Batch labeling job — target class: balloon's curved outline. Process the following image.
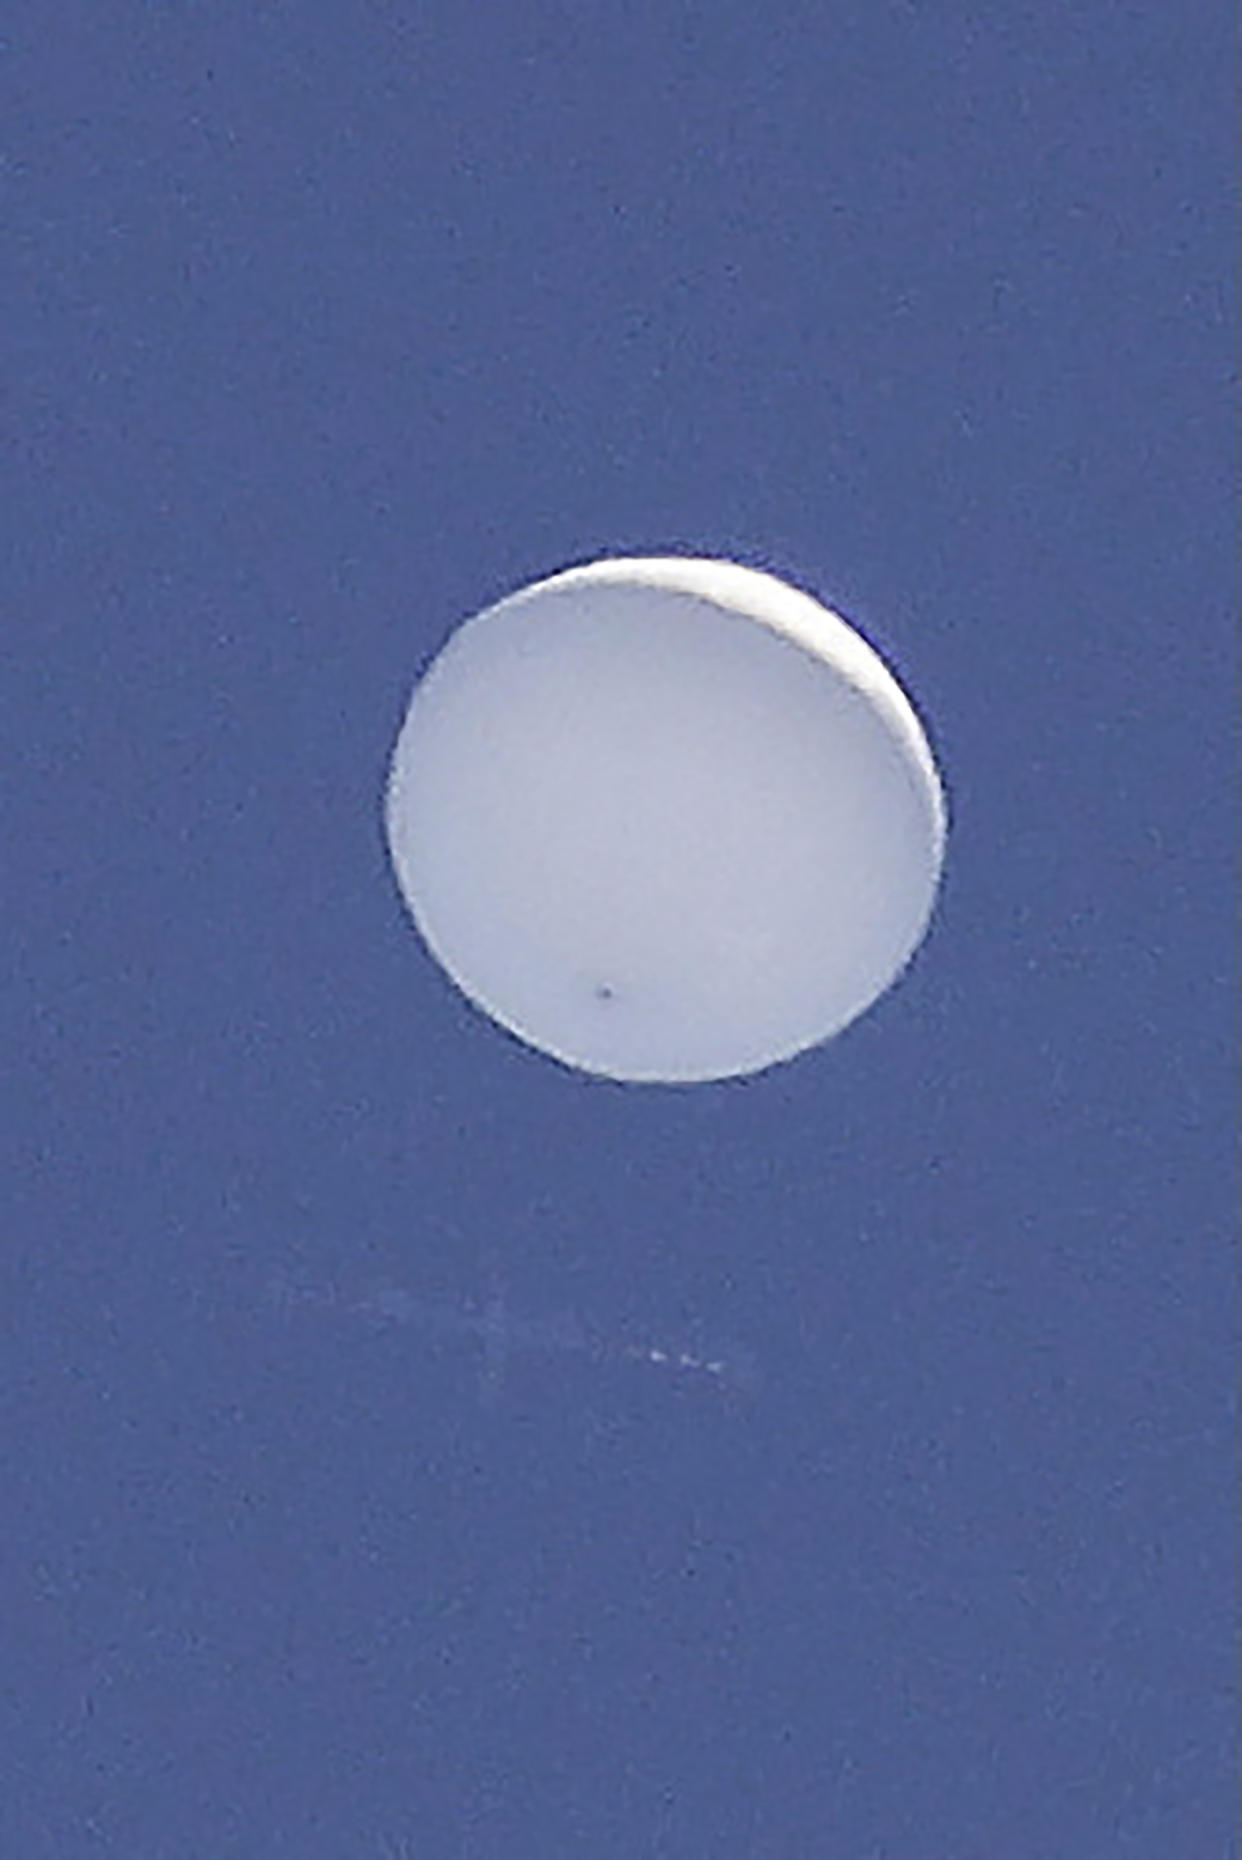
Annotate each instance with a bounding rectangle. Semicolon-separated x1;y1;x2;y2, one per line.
386;555;946;1083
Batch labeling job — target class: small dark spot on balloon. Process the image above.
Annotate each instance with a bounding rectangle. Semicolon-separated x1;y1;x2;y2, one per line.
593;982;616;1003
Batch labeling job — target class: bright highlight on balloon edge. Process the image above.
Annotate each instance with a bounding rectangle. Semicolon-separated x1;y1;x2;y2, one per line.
385;555;946;1084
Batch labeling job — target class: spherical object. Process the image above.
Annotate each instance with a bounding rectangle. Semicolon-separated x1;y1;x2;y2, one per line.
385;557;946;1082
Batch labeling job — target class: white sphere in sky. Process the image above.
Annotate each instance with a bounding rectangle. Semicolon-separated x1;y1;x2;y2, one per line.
385;556;946;1083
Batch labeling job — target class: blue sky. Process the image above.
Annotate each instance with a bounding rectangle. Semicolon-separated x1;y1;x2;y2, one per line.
4;4;1235;1855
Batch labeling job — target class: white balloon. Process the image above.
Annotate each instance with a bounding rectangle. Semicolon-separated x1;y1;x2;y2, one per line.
385;557;946;1082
